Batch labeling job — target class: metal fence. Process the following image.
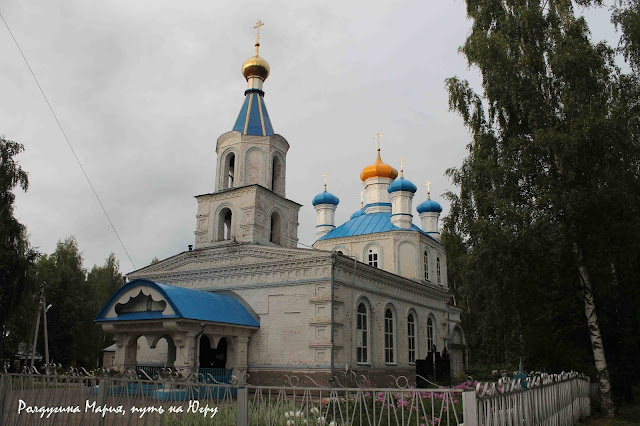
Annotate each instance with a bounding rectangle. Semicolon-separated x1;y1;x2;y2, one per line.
136;365;233;384
473;372;591;425
0;369;469;425
0;368;591;425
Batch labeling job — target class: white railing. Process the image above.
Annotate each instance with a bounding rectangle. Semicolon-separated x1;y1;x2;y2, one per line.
470;372;591;425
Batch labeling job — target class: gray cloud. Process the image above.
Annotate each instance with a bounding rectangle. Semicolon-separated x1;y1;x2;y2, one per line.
1;0;619;271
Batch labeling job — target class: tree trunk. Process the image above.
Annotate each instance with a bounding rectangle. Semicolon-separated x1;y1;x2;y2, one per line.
573;241;614;417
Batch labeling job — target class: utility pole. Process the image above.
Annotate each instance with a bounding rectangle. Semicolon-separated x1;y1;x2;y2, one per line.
28;283;50;369
42;292;49;365
29;285;44;369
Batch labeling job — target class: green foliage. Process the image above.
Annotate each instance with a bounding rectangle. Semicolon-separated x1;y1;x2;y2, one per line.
613;0;640;73
444;0;640;405
0;135;37;363
36;237;90;367
35;239;123;368
86;253;123;363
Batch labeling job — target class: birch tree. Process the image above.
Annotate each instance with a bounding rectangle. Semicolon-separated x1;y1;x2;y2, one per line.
445;0;640;416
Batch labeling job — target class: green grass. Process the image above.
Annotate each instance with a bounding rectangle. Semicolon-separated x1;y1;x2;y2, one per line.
580;388;640;425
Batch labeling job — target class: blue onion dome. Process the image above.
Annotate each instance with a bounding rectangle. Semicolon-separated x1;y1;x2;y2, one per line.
387;177;418;194
416;198;443;213
350;208;366;219
312;190;340;206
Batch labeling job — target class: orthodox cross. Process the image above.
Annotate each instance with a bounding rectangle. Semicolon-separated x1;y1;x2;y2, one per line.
254;20;264;43
426;180;431;198
253;20;264;55
399;157;404;177
374;132;382;150
323;172;328;190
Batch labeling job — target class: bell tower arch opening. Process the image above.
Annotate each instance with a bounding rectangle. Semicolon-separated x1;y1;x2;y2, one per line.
222;152;236;189
270;211;282;245
271;155;284;194
217;208;233;241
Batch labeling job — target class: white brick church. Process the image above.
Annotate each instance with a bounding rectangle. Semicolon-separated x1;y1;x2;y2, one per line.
95;25;465;386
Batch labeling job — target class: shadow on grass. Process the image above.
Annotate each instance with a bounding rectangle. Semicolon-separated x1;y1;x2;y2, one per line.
580;388;640;426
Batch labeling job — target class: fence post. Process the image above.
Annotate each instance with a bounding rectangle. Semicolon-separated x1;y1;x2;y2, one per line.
0;375;7;426
237;388;248;426
462;390;478;426
97;377;107;426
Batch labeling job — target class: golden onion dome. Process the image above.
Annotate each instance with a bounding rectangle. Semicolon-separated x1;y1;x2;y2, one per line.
360;150;399;181
242;47;270;81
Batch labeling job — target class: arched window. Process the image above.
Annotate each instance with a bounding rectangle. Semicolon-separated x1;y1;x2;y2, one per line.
436;256;442;285
356;303;369;363
423;250;429;280
384;308;395;364
271;156;284;193
270;211;282;245
217;208;232;241
408;313;416;364
223;153;235;189
367;247;379;268
427;316;435;354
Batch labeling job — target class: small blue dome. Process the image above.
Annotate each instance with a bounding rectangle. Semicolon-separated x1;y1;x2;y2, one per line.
312;190;340;206
416;198;442;213
387;177;417;194
350;208;366;219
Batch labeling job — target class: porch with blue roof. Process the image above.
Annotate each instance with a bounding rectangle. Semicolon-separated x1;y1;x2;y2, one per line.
95;279;258;386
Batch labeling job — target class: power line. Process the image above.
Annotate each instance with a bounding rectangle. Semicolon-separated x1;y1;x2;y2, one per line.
0;10;136;269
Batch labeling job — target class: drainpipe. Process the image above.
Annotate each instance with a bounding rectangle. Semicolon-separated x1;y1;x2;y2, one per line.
193;323;205;376
350;255;357;368
330;253;336;384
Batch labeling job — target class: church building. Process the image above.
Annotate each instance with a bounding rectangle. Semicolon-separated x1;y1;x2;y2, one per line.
95;23;465;386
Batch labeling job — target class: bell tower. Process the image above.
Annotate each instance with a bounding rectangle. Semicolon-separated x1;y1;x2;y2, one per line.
194;22;300;249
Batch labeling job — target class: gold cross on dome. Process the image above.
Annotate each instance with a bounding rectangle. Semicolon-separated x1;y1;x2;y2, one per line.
254;20;264;43
374;132;382;150
426;180;431;197
399;157;404;176
323;172;328;190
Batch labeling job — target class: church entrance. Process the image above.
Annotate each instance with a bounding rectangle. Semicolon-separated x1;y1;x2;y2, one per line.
199;336;228;369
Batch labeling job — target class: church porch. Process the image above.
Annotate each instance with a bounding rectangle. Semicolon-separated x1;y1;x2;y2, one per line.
95;279;259;384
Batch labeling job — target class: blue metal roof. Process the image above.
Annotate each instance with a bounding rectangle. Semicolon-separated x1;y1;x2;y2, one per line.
95;279;259;327
319;212;427;240
388;177;417;194
232;89;274;136
312;190;340;206
350;208;366;220
416;199;443;213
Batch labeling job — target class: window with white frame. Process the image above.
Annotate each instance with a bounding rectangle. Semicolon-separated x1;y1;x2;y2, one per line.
408;313;416;364
356;303;369;363
423;250;429;280
367;247;379;268
427;317;435;353
436;256;442;285
384;308;395;363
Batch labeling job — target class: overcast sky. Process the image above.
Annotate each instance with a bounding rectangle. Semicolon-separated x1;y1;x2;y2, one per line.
1;1;621;272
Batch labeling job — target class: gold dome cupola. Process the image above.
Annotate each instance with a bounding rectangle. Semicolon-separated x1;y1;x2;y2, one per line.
242;20;270;82
360;133;399;181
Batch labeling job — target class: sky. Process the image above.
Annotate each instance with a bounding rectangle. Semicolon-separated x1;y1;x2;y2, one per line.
0;1;623;272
